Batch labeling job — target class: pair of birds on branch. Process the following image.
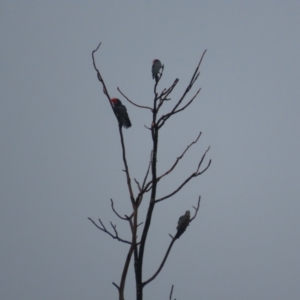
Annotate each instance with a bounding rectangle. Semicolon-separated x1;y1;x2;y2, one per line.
110;59;163;129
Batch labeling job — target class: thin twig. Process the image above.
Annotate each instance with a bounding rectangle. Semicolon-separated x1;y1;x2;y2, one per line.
118;125;135;205
134;178;142;192
169;285;174;300
155;147;211;203
91;43;114;109
118;87;152;110
142;152;152;190
158;88;201;129
110;199;128;220
143;237;176;287
157;50;207;128
112;282;120;290
190;196;201;222
156;131;202;182
88;217;132;244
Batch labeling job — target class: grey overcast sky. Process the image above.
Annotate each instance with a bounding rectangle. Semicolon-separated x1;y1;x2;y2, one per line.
1;1;300;300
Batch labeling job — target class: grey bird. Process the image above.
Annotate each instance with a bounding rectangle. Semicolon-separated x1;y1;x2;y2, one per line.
152;59;162;83
176;210;190;239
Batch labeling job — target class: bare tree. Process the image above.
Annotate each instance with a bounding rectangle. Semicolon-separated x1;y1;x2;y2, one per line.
89;42;211;300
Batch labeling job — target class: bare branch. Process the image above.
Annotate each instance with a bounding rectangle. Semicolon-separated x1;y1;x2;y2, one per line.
88;217;132;245
156;131;202;182
110;199;128;221
195;146;211;174
112;282;119;290
155;146;211;203
157;50;207;128
161;78;179;99
134;178;142;192
143;237;177;287
158;88;201;130
169;285;174;300
135;152;153;207
91;43;116;114
141;151;152;190
156;78;179;112
172;88;201;115
119;244;136;300
118;87;152;110
118;125;135;205
190;196;201;222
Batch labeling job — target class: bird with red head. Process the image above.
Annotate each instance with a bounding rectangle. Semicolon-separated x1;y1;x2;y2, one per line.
110;98;132;128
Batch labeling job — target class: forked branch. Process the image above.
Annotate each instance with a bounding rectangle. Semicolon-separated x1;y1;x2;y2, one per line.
110;199;128;221
157;50;207;128
156;131;202;182
155;147;211;203
87;217;132;245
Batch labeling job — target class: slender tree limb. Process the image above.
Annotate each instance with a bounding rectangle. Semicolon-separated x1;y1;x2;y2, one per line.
135;151;153;207
155;160;211;203
156;78;179;112
172;88;201;114
143;237;176;287
142;131;202;193
157;50;207;128
92;44;138;300
134;178;142;192
169;285;174;300
195;146;211;174
156;131;202;182
110;199;128;221
119;243;136;300
141;152;152;191
161;78;179;98
118;87;152;110
118;125;135;205
92;43;120;121
158;88;201;129
136;96;160;298
87;217;133;244
190;196;201;222
155;147;211;203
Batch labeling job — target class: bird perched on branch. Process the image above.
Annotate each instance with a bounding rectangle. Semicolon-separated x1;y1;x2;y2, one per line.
110;98;132;128
176;210;190;239
152;59;163;83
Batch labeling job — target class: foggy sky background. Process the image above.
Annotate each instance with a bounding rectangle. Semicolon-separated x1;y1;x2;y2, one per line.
1;1;300;300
